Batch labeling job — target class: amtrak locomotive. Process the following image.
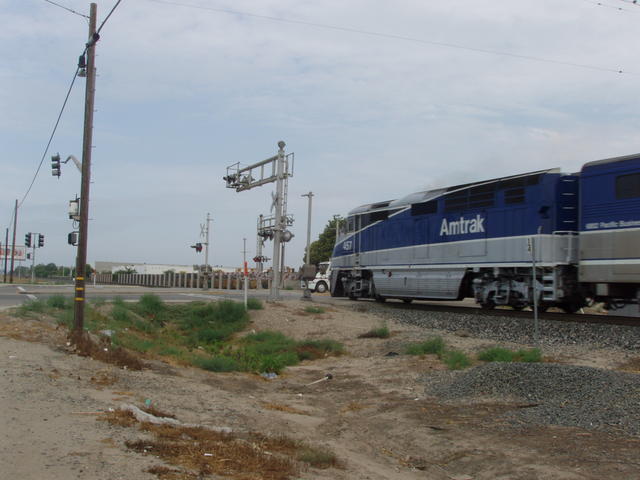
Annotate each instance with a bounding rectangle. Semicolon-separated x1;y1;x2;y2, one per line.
330;153;640;314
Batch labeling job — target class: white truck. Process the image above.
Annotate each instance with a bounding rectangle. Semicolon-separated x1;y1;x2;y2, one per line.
305;261;331;293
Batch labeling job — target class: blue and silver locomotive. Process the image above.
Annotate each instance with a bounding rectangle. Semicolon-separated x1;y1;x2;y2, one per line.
330;153;640;314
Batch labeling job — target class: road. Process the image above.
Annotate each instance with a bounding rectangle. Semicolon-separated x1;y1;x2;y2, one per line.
0;283;314;310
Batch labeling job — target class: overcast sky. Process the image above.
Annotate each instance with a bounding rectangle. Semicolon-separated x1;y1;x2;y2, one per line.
1;0;638;270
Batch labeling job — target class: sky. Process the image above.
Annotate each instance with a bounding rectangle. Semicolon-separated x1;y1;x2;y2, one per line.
1;0;639;270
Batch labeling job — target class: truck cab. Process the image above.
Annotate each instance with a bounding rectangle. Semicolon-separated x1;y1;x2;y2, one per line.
307;261;331;293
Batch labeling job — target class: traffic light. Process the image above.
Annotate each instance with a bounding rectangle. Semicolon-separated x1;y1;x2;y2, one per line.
68;231;78;246
38;234;44;248
51;154;61;178
190;243;203;253
25;233;31;248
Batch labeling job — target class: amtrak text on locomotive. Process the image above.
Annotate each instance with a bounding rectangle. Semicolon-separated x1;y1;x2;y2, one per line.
440;214;485;236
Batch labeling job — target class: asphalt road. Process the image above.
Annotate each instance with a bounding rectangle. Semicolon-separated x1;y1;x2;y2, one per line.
0;283;315;310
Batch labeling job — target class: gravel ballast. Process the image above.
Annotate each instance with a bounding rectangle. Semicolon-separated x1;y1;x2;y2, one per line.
424;362;640;436
356;303;640;350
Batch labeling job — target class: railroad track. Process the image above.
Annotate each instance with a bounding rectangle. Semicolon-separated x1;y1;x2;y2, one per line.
318;296;640;327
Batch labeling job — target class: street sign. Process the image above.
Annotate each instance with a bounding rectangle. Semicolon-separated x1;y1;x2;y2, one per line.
0;246;26;261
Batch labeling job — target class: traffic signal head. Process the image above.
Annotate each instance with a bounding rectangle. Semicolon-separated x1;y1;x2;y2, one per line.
38;234;44;248
24;233;31;248
68;231;78;246
196;243;203;253
51;154;61;178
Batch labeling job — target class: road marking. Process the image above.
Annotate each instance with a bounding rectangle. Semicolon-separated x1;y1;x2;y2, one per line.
26;294;37;301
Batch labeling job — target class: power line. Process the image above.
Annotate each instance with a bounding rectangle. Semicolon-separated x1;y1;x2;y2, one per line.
146;0;631;75
19;68;80;208
97;0;124;35
41;0;90;19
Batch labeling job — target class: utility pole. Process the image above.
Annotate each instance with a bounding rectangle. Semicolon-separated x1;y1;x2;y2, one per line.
30;237;37;284
9;199;17;283
3;227;8;282
301;192;314;298
74;2;98;334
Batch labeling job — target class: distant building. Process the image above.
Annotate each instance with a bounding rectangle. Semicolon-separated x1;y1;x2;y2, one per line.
95;261;236;275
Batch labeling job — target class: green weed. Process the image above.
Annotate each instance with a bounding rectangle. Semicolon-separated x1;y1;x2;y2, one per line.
46;294;70;309
442;349;471;370
405;337;445;356
358;326;390;339
17;299;46;316
478;347;542;363
304;306;325;314
246;298;263;310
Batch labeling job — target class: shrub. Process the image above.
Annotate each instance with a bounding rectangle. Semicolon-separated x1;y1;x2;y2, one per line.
442;349;471;370
17;299;46;315
405;337;445;356
246;298;263;310
304;306;325;314
477;347;542;363
297;446;339;468
517;348;542;363
358;326;390;339
90;297;106;307
193;355;241;372
137;294;166;317
297;339;344;359
477;347;514;363
112;297;126;308
47;294;70;309
111;305;130;324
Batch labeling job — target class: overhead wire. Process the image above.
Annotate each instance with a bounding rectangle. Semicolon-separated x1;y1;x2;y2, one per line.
146;0;631;75
41;0;90;19
18;68;80;208
17;0;124;210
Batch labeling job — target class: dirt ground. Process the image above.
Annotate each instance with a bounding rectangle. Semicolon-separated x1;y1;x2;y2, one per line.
1;300;640;480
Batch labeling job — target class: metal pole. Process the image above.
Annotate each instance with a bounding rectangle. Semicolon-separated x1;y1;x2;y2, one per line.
3;227;8;282
530;236;539;345
203;212;211;290
270;141;286;301
302;192;313;265
243;237;248;309
74;2;98;334
31;241;36;284
9;199;17;283
301;192;313;299
256;214;263;275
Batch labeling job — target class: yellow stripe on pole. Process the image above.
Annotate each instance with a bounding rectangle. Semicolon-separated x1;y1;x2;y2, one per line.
75;297;84;301
77;276;84;281
76;287;84;291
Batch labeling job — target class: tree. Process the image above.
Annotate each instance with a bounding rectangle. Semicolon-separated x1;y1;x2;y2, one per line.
305;216;344;265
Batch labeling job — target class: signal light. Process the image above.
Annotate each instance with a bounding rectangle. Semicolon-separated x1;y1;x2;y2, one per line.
38;234;44;248
68;232;78;246
25;233;31;248
191;243;203;253
51;154;61;178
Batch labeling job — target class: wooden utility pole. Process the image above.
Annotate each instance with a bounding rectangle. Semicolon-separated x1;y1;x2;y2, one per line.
74;2;98;333
9;200;17;283
3;227;8;282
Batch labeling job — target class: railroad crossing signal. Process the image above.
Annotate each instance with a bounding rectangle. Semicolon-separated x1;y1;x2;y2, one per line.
191;242;203;253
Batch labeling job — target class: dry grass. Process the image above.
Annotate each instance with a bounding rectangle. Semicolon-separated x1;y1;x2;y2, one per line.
340;401;369;414
141;404;177;419
69;330;145;370
262;402;311;416
618;356;640;372
104;406;341;479
90;370;118;387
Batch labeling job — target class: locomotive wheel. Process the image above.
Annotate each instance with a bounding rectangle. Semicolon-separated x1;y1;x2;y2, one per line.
375;295;386;303
560;303;581;314
512;305;525;311
402;298;413;304
480;299;495;310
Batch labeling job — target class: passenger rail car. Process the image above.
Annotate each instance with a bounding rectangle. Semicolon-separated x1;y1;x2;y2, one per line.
330;154;640;314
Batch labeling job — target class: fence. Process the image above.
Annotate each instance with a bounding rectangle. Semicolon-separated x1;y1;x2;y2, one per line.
94;271;300;290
